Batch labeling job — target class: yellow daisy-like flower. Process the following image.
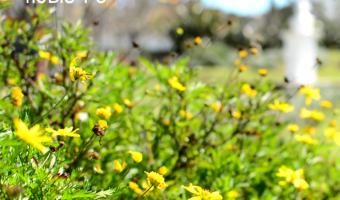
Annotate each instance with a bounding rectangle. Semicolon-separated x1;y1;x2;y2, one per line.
232;111;242;119
114;160;127;173
76;52;87;58
238;50;248;58
45;127;80;138
287;124;299;132
38;50;51;59
179;110;186;117
10;87;24;107
177;27;184;35
330;120;337;127
114;103;123;113
129;181;139;190
182;183;223;200
300;108;325;121
155;84;161;90
323;127;340;145
238;65;247;72
194;36;202;46
276;166;309;190
258;69;267;76
299;86;321;106
227;190;238;198
320;100;333;108
241;83;257;98
294;134;317;145
96;108;112;119
7;78;16;85
234;59;241;66
159;166;169;175
145;171;167;190
250;47;258;55
98;120;108;130
129;181;143;195
212;102;224;112
69;57;94;87
14;118;52;154
168;76;186;91
124;98;134;108
303;126;316;135
186;112;193;119
128;151;143;163
162;119;170;126
50;56;59;64
268;100;295;113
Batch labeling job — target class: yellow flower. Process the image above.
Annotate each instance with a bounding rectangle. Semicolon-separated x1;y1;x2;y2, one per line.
234;59;241;66
168;76;186;91
124;98;134;108
258;69;267;76
299;86;321;106
145;171;167;190
250;47;258;55
303;126;316;135
323;127;340;145
10;87;24;107
159;166;169;175
294;134;317;145
241;84;257;98
238;65;246;72
287;124;299;132
330;120;337;127
50;56;59;64
94;165;105;174
38;50;51;59
96;108;112;119
186;113;193;119
232;111;242;119
320;100;333;108
129;181;139;190
114;103;123;113
7;78;16;85
128;151;143;163
194;37;202;46
76;52;87;58
212;102;223;112
182;183;223;200
268;100;294;113
98;120;108;130
129;67;136;74
14;118;52;154
69;57;94;86
114;160;127;173
177;27;184;35
45;127;80;138
276;166;309;190
155;84;160;90
300;108;325;121
179;110;187;118
162;119;170;126
239;50;248;58
227;190;238;198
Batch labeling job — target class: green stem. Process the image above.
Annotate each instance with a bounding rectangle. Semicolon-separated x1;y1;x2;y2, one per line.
137;186;153;200
29;85;72;128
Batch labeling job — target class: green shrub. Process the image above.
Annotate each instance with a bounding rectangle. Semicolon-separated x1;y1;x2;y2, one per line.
0;2;339;200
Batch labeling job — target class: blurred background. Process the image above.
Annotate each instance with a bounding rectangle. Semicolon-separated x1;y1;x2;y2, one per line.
4;0;340;85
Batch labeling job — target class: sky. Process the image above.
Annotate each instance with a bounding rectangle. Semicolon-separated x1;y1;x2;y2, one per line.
201;0;298;16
